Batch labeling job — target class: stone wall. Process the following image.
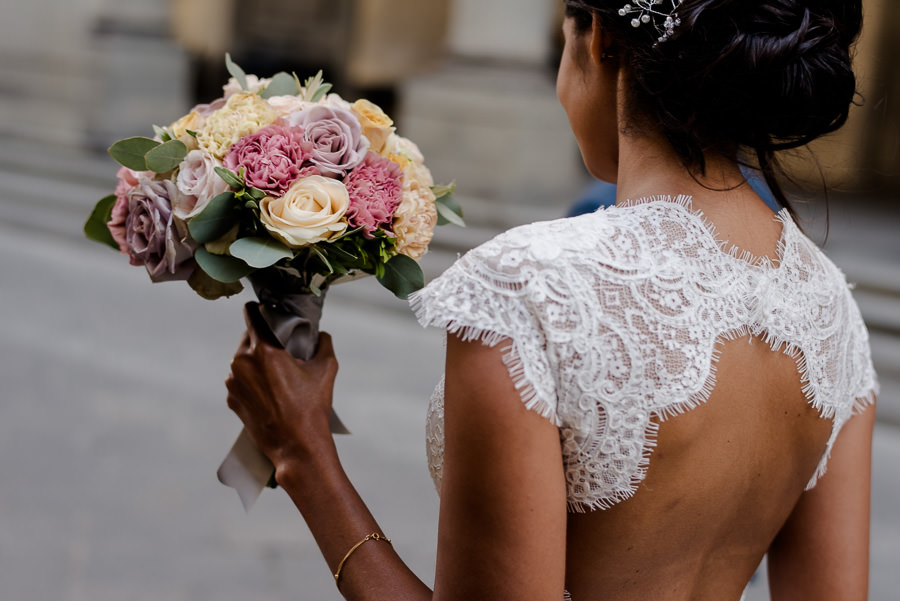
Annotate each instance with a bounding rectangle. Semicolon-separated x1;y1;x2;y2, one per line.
0;0;189;149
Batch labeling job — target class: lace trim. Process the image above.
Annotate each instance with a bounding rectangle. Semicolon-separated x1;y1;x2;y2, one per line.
412;196;878;511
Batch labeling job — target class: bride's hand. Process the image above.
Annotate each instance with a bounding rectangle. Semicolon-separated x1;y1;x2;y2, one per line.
225;304;338;471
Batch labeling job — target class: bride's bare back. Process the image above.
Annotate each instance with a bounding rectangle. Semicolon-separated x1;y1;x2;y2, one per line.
565;333;831;600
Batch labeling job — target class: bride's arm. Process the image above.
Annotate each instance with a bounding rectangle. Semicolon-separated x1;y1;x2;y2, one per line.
226;316;567;601
767;401;876;601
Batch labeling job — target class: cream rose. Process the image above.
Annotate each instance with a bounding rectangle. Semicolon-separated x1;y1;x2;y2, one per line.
266;95;316;118
320;93;353;112
383;133;425;166
196;93;277;159
352;99;395;153
222;74;271;98
260;175;349;247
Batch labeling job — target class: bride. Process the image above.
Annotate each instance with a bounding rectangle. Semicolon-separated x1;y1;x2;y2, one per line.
224;1;877;599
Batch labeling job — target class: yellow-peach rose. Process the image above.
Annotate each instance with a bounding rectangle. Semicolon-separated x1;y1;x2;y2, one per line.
260;175;349;247
352;99;395;153
196;93;277;159
169;110;206;139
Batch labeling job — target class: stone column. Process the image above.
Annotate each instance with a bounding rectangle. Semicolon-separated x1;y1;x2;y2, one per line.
399;0;587;238
86;0;191;149
0;0;99;146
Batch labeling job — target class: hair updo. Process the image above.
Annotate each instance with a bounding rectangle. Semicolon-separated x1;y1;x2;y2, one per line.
564;0;863;212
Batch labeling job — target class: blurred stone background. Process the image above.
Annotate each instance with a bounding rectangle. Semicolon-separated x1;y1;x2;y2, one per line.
0;0;897;599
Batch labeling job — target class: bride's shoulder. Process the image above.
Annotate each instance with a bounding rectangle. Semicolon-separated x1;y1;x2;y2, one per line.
461;199;700;274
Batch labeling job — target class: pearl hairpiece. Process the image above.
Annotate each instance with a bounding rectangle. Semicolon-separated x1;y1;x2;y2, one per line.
618;0;684;43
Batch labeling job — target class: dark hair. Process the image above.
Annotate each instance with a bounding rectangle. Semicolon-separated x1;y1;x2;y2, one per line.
564;0;863;217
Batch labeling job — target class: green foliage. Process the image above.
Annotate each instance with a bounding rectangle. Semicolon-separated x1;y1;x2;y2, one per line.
431;182;456;200
83;194;120;250
436;195;465;227
152;125;173;142
300;70;333;103
377;253;425;299
108;137;160;171
260;72;300;99
433;183;465;227
229;236;294;269
145;139;188;174
225;53;248;91
215;166;244;189
188;265;245;299
194;247;254;283
188;192;238;244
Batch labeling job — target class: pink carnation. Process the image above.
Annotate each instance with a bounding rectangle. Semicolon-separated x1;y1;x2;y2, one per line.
343;151;403;237
224;124;313;195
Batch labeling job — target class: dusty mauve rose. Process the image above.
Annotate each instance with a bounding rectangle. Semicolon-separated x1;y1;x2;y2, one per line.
224;124;313;196
343;152;403;238
174;150;230;219
285;105;369;177
125;176;197;282
260;175;349;247
108;167;142;253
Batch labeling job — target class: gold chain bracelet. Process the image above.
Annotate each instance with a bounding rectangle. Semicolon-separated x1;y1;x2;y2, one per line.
334;532;392;589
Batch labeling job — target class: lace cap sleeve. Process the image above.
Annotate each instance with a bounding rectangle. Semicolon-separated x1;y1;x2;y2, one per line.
409;224;565;424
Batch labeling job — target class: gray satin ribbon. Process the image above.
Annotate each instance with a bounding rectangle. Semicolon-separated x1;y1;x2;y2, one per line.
217;283;349;511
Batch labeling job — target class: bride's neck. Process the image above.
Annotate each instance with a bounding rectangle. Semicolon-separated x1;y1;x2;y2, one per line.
613;131;751;211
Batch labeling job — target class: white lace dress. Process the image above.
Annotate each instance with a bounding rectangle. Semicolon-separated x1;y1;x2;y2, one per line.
410;197;878;516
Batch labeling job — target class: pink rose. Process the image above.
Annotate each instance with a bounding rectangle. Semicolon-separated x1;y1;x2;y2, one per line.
109;167;141;253
286;105;369;177
224;124;314;196
125;176;197;282
174;150;230;218
343;152;403;237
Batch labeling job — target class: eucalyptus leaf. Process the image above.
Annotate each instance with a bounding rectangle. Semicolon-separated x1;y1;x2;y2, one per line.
377;253;424;299
310;82;332;103
310;246;334;274
194;247;255;283
188;192;237;244
188;265;245;299
229;236;293;269
431;182;456;200
145;139;188;173
260;71;300;98
83;194;119;250
225;53;248;91
215;166;244;189
247;186;267;201
436;195;466;227
327;244;359;263
108;137;160;171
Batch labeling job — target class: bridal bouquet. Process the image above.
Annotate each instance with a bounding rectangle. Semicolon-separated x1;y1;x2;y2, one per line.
84;56;462;509
85;55;461;301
